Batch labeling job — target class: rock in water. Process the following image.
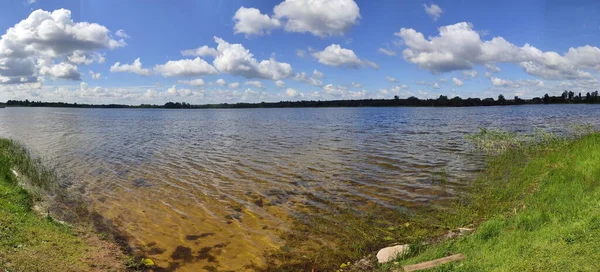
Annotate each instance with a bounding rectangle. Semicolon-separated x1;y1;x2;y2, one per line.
376;244;409;263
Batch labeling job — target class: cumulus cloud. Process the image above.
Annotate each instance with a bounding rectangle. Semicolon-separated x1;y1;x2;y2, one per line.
386;76;396;83
212;37;293;80
313;69;324;78
294;72;322;86
351;82;361;88
320;84;367;99
228;82;240;89
215;78;226;86
154;57;218;77
244;80;265;88
165;85;199;97
233;7;281;37
273;0;360;37
0;9;126;84
423;4;443;21
110;37;292;80
180;45;218;57
463;70;478;78
89;70;101;79
275;80;285;88
296;49;306;58
395;22;600;80
178;78;205;87
115;29;130;39
67;51;105;65
233;0;360;38
39;62;80;80
312;44;377;69
452;77;464;86
285;88;302;97
485;64;501;73
491;77;544;88
110;58;152;76
378;48;397;56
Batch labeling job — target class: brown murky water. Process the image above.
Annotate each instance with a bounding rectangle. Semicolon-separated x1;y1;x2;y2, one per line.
1;105;599;271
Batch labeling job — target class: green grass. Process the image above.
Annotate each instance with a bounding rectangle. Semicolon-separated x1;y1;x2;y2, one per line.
0;139;93;271
0;139;131;272
386;132;600;271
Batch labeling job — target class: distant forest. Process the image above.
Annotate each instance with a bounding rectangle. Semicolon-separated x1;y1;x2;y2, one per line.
4;90;600;109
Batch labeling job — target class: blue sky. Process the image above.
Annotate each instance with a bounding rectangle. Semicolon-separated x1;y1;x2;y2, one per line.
0;0;599;104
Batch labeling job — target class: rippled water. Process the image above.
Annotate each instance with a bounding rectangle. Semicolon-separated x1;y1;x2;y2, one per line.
1;105;599;271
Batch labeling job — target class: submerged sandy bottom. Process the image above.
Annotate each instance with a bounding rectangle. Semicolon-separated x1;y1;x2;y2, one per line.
2;106;595;270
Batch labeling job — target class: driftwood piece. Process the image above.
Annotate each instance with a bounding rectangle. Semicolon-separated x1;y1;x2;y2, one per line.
402;253;465;272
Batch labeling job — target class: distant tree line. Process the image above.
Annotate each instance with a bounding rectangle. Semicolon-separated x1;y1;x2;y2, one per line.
4;90;600;109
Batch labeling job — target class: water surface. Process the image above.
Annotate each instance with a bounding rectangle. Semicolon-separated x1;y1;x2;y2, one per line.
1;105;598;271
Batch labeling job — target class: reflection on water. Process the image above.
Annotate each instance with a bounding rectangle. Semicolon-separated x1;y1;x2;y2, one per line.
0;105;598;270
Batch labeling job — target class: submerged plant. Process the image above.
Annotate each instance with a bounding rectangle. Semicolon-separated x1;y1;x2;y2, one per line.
466;124;598;155
465;128;525;155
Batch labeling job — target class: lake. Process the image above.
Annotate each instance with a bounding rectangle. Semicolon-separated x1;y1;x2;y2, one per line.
0;104;598;271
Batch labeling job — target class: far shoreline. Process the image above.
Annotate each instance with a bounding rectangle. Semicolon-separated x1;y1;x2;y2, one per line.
3;91;600;109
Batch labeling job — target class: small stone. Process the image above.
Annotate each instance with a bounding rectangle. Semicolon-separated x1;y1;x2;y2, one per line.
376;244;409;263
458;227;474;233
142;258;154;266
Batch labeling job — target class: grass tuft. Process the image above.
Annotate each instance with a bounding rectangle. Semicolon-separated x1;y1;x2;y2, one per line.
387;129;600;271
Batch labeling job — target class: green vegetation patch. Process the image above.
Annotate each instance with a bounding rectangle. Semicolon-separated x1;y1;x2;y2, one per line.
388;132;600;271
0;139;128;272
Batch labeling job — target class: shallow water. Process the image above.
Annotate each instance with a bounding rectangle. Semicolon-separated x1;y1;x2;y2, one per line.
0;105;598;271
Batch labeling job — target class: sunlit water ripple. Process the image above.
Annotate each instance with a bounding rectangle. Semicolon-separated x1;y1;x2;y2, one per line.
1;105;599;271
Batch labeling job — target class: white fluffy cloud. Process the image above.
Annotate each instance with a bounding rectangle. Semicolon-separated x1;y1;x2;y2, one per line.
215;78;226;86
115;29;130;39
423;4;443;21
285;87;302;97
212;37;293;80
294;72;322;86
351;82;361;88
273;0;360;37
396;22;600;80
233;7;281;37
463;70;478;78
178;78;205;87
0;9;126;84
233;0;360;38
228;82;240;89
319;83;367;99
313;69;324;78
110;58;152;76
386;76;396;83
275;80;285;88
89;70;101;79
180;45;218;57
67;51;105;65
312;44;377;69
491;77;544;88
154;57;218;77
244;80;265;88
452;77;464;87
39;62;80;80
111;37;291;80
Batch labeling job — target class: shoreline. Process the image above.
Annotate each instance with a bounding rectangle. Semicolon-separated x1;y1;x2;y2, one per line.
0;139;147;271
2;129;598;271
355;130;600;271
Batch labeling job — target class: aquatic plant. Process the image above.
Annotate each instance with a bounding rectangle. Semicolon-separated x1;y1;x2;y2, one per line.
387;131;600;271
